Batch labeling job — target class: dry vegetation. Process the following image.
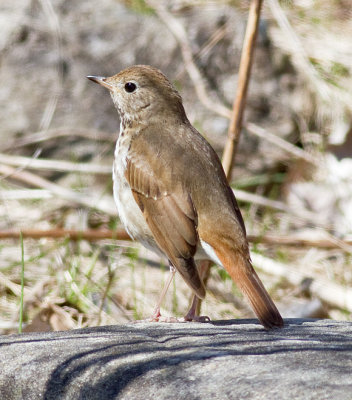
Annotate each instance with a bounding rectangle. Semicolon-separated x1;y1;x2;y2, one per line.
0;0;351;334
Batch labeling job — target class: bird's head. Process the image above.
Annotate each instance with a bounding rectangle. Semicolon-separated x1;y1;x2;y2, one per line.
87;65;186;126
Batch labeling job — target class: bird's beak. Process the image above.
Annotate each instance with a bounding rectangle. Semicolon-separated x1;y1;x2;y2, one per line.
86;75;113;90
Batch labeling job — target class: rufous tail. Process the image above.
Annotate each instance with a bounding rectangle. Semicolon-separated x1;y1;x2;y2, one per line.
215;248;284;329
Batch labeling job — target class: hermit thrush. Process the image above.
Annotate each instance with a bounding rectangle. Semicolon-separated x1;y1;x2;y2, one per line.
87;65;283;329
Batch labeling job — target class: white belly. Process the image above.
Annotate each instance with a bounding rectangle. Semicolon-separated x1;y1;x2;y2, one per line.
113;132;159;253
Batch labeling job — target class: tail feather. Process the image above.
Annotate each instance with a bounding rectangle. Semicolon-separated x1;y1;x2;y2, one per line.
171;256;206;300
215;248;283;329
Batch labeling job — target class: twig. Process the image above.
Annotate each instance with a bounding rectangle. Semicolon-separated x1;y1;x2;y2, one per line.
2;128;114;151
200;0;262;314
245;122;320;165
146;0;232;119
175;22;228;81
0;164;116;215
63;270;117;325
1;166;318;224
247;234;352;252
234;188;319;223
196;23;228;61
0;271;32;298
0;190;53;200
0;228;130;241
222;0;263;178
0;160;317;222
145;1;320;172
267;0;331;104
97;262;115;326
268;0;352;127
38;0;63;131
1;228;350;251
0;153;111;174
251;252;352;312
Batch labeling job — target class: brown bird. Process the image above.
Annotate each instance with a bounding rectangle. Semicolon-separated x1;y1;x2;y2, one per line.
87;65;283;329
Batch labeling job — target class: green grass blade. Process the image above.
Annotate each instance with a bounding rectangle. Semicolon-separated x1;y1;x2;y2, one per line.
18;232;25;334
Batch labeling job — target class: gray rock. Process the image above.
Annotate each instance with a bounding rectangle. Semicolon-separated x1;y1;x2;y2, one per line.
0;319;351;399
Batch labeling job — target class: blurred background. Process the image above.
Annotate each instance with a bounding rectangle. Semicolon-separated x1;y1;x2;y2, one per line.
0;0;351;333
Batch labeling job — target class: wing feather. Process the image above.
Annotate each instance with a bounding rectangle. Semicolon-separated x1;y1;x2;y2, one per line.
126;151;204;298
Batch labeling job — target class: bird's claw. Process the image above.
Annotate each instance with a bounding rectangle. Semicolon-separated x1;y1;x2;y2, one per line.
182;315;211;323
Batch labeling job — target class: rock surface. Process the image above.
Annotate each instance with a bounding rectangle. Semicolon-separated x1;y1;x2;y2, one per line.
0;318;351;400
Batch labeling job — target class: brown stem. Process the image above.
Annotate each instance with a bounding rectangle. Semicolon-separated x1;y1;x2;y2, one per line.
0;229;351;251
195;0;264;317
0;164;115;216
222;0;264;179
0;228;130;241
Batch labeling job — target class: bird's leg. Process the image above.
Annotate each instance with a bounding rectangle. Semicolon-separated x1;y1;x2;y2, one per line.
184;294;200;321
183;260;211;322
149;263;176;322
184;295;210;322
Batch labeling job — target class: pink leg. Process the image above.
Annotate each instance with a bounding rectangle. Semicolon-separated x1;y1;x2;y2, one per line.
184;260;211;322
184;295;199;321
184;295;210;322
149;264;176;321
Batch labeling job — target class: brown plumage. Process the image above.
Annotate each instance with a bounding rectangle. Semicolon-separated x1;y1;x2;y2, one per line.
87;65;283;329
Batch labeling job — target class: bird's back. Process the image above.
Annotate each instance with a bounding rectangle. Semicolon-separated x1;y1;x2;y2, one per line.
134;120;248;250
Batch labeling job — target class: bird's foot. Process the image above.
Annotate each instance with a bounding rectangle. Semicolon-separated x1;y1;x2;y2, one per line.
147;315;210;323
134;305;210;323
141;308;184;323
182;314;211;323
152;315;183;323
133;317;180;323
134;314;210;323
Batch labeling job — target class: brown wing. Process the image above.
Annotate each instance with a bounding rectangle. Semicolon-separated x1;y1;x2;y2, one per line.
125;151;205;299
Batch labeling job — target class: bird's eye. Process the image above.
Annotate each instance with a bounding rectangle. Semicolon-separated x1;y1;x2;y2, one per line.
124;82;137;93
